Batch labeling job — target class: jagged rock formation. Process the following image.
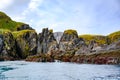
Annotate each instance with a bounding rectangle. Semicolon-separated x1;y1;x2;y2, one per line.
0;11;120;64
37;28;56;54
59;29;79;51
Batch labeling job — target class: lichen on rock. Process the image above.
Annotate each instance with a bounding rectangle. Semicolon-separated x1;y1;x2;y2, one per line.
12;30;37;59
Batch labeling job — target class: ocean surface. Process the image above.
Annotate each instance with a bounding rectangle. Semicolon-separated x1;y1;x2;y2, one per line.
0;61;120;80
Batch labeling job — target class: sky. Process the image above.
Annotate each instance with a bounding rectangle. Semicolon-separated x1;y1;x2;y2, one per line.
0;0;120;35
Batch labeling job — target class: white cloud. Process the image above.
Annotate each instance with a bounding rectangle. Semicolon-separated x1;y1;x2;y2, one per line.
0;0;14;10
28;0;43;11
3;0;120;35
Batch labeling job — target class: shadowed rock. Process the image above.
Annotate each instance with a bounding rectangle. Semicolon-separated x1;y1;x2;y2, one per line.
13;30;37;59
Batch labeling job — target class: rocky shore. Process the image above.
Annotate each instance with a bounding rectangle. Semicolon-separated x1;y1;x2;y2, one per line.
0;11;120;64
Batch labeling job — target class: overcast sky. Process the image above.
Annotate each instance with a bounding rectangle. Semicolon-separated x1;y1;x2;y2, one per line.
0;0;120;35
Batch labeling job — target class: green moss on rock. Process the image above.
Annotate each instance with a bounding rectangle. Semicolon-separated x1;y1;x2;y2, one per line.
12;30;36;38
49;29;53;33
64;29;77;35
0;29;11;34
12;30;37;59
108;31;120;43
79;34;108;45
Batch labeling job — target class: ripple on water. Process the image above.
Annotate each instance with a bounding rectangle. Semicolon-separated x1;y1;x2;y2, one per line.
0;61;120;80
92;74;120;80
0;66;17;74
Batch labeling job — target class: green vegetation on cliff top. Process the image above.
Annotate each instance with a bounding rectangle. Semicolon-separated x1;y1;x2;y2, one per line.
0;11;120;44
12;30;35;38
49;29;53;33
0;29;11;34
0;11;25;31
79;34;108;45
64;29;77;35
108;31;120;43
79;30;120;44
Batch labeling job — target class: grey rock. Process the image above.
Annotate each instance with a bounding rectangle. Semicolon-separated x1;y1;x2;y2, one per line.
54;32;63;44
0;35;3;53
37;28;56;54
17;24;33;31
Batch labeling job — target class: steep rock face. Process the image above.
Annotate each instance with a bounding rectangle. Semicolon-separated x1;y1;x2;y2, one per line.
12;30;37;59
0;32;18;60
37;28;56;54
54;32;63;44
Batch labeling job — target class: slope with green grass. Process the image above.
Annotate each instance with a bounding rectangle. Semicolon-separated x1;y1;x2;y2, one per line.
108;31;120;43
0;11;26;31
79;34;108;45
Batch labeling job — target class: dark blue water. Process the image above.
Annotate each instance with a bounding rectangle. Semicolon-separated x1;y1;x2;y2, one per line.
0;61;120;80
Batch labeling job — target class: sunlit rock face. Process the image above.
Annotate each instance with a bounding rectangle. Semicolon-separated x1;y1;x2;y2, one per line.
54;32;63;44
37;28;56;54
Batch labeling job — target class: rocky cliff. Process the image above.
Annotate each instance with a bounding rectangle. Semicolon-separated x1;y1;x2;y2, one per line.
0;31;18;60
13;30;37;59
0;11;36;60
0;11;120;64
